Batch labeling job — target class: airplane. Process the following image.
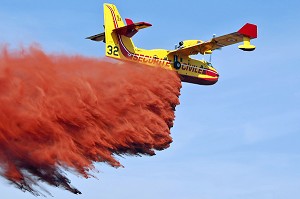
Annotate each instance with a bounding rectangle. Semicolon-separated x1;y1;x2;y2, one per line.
87;3;257;85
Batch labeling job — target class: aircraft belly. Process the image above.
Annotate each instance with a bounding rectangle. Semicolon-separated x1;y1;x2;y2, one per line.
180;74;218;85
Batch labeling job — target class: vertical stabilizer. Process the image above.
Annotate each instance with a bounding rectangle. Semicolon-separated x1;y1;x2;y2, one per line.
103;3;135;59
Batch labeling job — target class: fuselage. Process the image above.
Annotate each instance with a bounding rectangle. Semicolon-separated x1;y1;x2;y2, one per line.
123;47;219;85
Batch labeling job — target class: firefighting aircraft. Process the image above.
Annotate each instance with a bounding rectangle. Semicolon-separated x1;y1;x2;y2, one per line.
87;3;258;85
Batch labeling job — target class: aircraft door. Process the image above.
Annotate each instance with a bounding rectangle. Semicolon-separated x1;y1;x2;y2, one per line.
173;55;181;69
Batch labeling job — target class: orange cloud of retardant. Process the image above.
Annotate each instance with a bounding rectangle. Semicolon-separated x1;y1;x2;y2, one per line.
0;45;181;195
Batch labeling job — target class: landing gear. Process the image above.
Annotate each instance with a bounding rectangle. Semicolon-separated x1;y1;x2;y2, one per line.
173;55;181;70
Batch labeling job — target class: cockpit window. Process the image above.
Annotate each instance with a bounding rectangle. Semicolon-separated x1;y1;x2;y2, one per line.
206;61;213;68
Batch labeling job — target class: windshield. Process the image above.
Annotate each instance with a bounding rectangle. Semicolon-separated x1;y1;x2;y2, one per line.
206;61;214;68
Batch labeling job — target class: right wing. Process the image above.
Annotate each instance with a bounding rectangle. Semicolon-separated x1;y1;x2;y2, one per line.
169;23;258;56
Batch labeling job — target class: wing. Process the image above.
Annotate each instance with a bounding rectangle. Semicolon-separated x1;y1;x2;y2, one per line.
170;23;257;56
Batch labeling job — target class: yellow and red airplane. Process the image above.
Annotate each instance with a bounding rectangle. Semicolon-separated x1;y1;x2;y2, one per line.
87;3;258;85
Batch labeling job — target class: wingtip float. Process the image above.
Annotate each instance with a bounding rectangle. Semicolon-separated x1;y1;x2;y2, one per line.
87;3;258;86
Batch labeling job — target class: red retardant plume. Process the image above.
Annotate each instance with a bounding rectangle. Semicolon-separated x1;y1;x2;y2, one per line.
0;45;181;195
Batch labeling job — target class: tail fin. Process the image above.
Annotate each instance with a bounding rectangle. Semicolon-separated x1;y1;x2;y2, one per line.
103;3;136;60
87;4;152;60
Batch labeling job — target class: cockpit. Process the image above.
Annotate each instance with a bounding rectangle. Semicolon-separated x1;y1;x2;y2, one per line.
201;60;214;69
206;61;213;67
175;40;203;49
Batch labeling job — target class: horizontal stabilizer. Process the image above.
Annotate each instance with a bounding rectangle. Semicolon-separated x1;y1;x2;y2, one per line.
113;18;152;38
86;32;105;42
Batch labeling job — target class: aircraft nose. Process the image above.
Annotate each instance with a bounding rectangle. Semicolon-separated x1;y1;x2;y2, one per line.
206;69;219;85
206;69;219;78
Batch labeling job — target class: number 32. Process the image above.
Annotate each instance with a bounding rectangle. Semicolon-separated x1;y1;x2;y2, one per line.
107;45;119;56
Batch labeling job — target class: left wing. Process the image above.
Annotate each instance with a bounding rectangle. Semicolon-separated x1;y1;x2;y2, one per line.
169;23;257;56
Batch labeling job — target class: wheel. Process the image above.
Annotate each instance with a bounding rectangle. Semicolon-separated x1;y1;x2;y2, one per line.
174;61;181;70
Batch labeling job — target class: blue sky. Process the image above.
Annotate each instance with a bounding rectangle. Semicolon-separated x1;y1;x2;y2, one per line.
1;0;300;198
